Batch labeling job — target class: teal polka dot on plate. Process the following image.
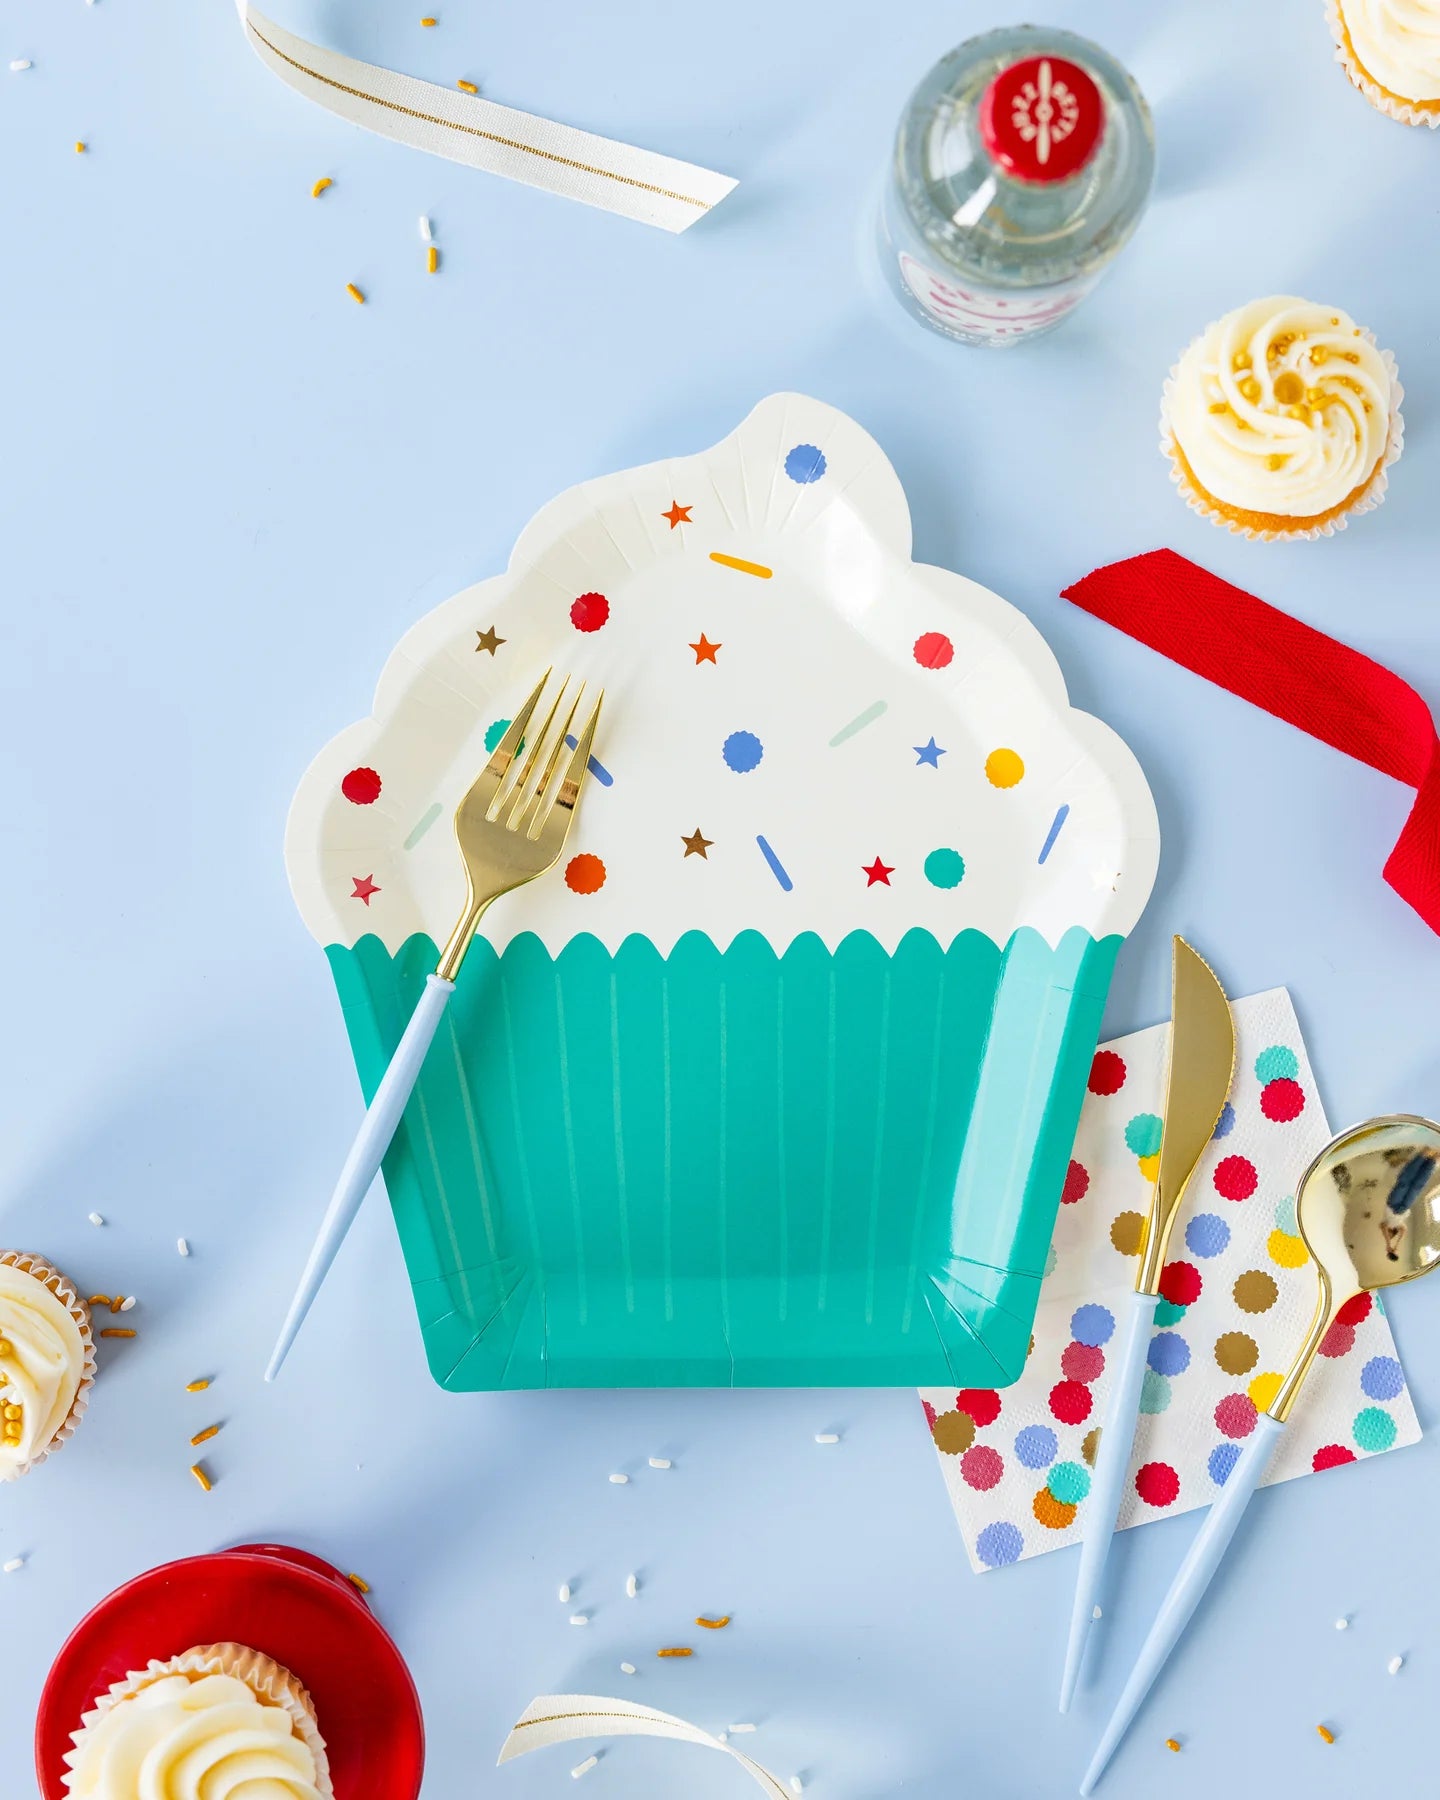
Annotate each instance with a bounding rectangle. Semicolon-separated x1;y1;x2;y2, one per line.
1255;1045;1299;1083
1047;1461;1091;1506
1274;1194;1298;1235
1153;1298;1188;1328
1140;1370;1172;1414
484;718;511;752
924;847;965;889
1124;1113;1164;1157
1353;1406;1397;1453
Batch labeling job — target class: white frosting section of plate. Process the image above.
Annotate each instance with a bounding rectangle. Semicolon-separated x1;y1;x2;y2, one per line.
1342;0;1440;100
286;395;1158;956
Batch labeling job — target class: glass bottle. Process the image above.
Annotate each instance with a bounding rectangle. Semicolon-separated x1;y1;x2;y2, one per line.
879;25;1156;347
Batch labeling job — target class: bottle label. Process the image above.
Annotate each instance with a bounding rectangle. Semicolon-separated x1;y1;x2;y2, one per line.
898;251;1097;344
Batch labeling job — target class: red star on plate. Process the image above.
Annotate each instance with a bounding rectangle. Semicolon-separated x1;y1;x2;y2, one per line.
662;501;692;529
351;874;381;905
689;633;721;664
862;857;894;887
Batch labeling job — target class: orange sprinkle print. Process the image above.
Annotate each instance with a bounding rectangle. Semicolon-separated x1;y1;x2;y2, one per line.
565;853;606;896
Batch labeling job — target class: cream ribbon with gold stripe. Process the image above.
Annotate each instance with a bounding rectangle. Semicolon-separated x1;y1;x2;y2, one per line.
499;1695;794;1794
236;4;737;232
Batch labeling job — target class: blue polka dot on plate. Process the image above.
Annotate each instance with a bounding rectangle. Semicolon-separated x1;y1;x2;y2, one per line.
784;443;826;484
1360;1355;1404;1401
1208;1442;1241;1485
976;1520;1024;1567
722;729;764;773
1147;1331;1191;1376
1015;1424;1058;1469
1185;1212;1231;1259
1070;1303;1115;1348
1212;1101;1236;1139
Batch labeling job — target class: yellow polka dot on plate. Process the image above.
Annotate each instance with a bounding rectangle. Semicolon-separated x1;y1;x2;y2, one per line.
1248;1370;1283;1412
1267;1229;1308;1270
1137;1152;1160;1182
985;748;1025;788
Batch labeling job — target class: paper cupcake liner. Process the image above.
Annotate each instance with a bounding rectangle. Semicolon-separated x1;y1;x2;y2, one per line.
1327;0;1440;128
66;1643;333;1798
0;1250;95;1482
1159;337;1403;543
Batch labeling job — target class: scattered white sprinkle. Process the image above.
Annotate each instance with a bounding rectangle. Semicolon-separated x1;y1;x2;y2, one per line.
730;1723;756;1734
814;1432;839;1445
3;1556;26;1574
648;1457;671;1469
717;1731;728;1743
570;1755;598;1779
10;59;33;72
119;1295;136;1312
558;1583;571;1603
419;215;433;242
1092;1605;1103;1621
88;1212;105;1226
625;1573;638;1599
1335;1616;1349;1631
609;1472;629;1484
569;1613;589;1626
1388;1655;1404;1675
620;1662;636;1676
177;1237;190;1257
789;1778;803;1795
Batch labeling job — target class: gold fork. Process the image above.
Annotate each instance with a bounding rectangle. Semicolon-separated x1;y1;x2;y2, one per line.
266;671;602;1379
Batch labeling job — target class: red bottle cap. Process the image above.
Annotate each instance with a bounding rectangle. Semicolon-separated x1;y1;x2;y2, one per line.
978;54;1105;184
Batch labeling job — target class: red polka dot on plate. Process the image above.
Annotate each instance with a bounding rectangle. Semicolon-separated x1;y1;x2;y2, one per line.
1134;1461;1180;1507
1335;1292;1372;1327
1213;1155;1258;1201
1062;1160;1090;1204
564;853;606;895
341;766;382;805
960;1444;1004;1491
1313;1444;1357;1471
921;1399;937;1429
1061;1341;1105;1384
1214;1392;1257;1438
570;591;610;632
1318;1319;1356;1359
1049;1380;1092;1426
1260;1077;1305;1122
912;631;954;670
1088;1051;1127;1097
1159;1260;1203;1307
956;1388;1001;1428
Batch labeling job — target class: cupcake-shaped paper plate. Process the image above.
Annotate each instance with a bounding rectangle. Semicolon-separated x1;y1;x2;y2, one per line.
286;395;1159;1390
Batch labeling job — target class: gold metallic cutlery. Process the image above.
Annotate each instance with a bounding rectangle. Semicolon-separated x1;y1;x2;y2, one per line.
266;670;602;1379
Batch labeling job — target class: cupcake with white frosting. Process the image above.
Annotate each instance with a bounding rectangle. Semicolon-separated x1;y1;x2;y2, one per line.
1162;296;1402;540
63;1642;331;1799
1328;0;1440;125
0;1250;94;1480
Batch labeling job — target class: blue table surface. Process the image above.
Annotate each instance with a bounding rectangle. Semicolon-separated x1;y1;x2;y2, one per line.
4;1;1438;1795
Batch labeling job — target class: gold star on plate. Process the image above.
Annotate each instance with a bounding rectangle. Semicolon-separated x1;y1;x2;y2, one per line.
682;828;713;859
475;626;506;655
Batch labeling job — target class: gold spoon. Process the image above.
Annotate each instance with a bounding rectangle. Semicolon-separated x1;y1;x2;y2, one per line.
1082;1114;1440;1793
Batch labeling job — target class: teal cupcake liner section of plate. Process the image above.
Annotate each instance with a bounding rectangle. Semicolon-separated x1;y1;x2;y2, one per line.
327;924;1119;1391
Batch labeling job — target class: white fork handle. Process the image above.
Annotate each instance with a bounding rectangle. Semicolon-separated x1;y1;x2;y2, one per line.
265;973;455;1380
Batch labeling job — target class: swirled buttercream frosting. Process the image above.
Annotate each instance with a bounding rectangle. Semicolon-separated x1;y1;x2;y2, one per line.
1337;0;1440;107
0;1258;87;1477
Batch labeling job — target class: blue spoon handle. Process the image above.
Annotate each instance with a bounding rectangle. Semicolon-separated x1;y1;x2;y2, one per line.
1079;1413;1286;1794
1059;1289;1158;1711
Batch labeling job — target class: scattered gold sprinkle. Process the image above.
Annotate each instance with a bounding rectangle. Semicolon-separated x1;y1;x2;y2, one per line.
1317;1724;1335;1745
1267;454;1286;471
100;1327;136;1339
185;1378;210;1393
696;1615;731;1629
190;1463;212;1492
1239;376;1261;403
1165;1738;1181;1753
457;78;478;93
427;244;439;274
1207;401;1228;414
346;283;365;304
190;1424;220;1447
1231;350;1251;371
86;1295;111;1308
1273;371;1305;406
311;177;333;198
109;1296;125;1313
347;1572;371;1594
75;141;86;154
657;1647;694;1658
421;14;438;23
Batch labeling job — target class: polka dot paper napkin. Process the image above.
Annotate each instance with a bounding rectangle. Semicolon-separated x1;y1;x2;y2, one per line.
921;987;1421;1572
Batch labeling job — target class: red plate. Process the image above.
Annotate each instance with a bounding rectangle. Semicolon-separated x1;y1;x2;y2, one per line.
35;1544;424;1798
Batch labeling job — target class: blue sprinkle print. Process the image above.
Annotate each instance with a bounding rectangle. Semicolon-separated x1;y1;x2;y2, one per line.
784;443;826;484
756;835;792;891
1038;804;1070;864
564;733;614;787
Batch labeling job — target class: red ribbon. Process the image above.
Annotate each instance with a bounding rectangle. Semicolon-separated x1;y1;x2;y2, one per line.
1062;548;1440;935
